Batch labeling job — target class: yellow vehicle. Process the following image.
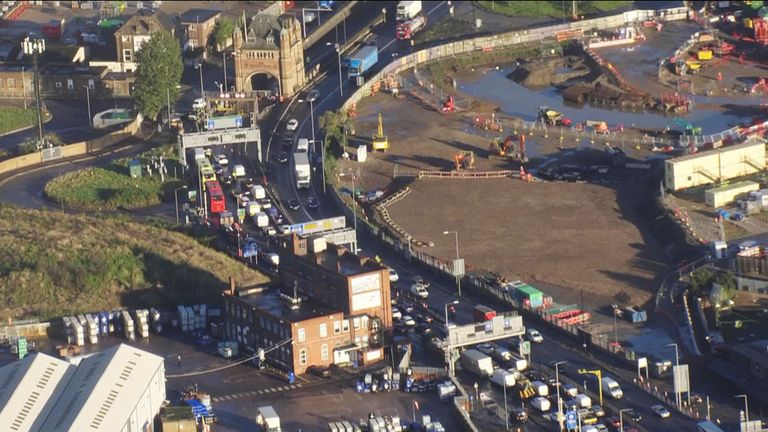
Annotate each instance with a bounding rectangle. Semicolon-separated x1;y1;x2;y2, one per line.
371;113;390;151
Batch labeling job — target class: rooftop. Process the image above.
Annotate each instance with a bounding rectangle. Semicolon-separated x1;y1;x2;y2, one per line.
240;14;284;50
731;339;768;365
706;180;758;193
180;8;221;23
669;139;765;163
314;245;387;276
236;285;341;322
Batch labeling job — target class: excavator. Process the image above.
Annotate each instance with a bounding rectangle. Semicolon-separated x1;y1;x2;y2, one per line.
442;96;455;113
489;133;527;161
371;113;390;151
669;117;702;136
454;151;475;171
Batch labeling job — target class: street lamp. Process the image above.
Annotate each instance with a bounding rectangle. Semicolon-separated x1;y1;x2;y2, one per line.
326;42;343;97
84;85;92;128
667;343;680;408
382;7;387;23
619;408;633;431
553;360;567;431
195;62;205;100
442;230;462;297
174;185;188;224
473;382;479;408
735;394;749;427
444;300;458;331
21;66;26;110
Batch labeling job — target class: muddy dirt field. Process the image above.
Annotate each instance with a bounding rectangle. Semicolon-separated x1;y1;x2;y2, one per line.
340;92;671;309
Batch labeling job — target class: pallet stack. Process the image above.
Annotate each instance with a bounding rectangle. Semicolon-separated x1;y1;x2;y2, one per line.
122;310;135;341
84;314;99;344
134;309;150;339
63;316;85;346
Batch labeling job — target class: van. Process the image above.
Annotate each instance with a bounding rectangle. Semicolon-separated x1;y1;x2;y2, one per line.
530;396;551;412
531;381;548;397
297;138;310;153
250;185;266;200
192;97;206;110
282;133;294;147
232;164;245;177
600;377;623;399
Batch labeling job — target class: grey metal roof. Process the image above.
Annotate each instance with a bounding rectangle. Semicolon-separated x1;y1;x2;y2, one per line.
241;14;282;50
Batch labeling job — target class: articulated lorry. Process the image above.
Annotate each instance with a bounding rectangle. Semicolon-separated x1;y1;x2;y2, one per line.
346;45;378;79
396;14;427;40
294;152;311;189
460;349;493;377
396;1;422;21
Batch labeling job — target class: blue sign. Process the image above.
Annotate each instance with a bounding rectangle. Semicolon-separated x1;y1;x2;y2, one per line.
206;119;215;130
243;241;257;258
287;372;295;384
235;116;243;127
566;410;577;430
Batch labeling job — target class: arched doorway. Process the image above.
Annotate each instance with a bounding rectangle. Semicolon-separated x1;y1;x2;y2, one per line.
247;72;280;96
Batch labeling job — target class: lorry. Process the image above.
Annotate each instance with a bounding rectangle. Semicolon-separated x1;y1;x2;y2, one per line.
346;45;378;79
473;305;496;322
293;152;310;189
490;368;516;388
396;14;427;40
531;381;549;397
601;376;623;399
396;1;422;21
508;352;528;371
460;349;493;377
256;405;281;432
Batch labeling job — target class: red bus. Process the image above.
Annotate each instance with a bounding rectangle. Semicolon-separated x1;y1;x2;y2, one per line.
205;180;226;214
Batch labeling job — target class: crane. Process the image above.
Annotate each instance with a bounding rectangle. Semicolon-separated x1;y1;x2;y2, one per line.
371;113;389;151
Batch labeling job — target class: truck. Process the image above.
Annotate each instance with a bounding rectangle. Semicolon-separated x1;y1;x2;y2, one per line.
294;152;311;189
396;1;422;21
473;305;496;322
490;368;516;388
508;352;528;371
601;376;623;399
396;14;427;40
460;349;493;377
346;45;378;79
256;406;281;431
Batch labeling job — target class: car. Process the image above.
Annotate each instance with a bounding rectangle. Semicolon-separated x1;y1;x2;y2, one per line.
213;164;224;175
216;154;229;166
243;177;256;189
588;405;605;418
606;416;620;429
400;303;415;314
689;393;704;405
306;196;319;209
410;284;429;299
277;151;289;163
624;409;641;422
401;315;416;326
411;275;430;288
307;365;331;378
286;118;299;131
510;407;528;422
621;428;639;432
259;198;272;209
415;323;433;335
220;175;233;186
650;404;670;419
288;199;300;211
261;226;276;237
192;97;206;110
278;224;291;234
389;268;399;283
475;343;495;356
415;313;433;324
525;328;544;343
594;424;609;432
392;307;402;320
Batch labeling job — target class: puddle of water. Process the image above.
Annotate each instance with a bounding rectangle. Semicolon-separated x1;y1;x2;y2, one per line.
624;327;677;361
459;68;753;135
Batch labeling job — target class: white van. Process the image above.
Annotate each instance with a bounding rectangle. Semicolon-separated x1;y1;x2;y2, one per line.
601;377;623;399
296;138;310;153
192;97;206;110
250;185;266;200
232;164;246;177
531;381;549;397
531;396;551;412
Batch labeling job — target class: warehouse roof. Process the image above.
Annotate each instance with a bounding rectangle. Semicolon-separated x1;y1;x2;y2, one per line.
38;344;164;432
0;353;74;432
669;140;765;163
706;180;758;194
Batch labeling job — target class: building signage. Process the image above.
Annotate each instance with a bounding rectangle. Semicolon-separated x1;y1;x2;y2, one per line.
287;216;346;236
351;291;382;312
350;273;381;294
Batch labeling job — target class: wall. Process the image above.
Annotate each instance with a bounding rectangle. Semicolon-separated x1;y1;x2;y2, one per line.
291;312;354;374
664;141;766;190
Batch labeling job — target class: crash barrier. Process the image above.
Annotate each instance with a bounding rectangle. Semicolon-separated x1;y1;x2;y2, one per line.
0;114;143;179
417;170;514;179
449;374;481;432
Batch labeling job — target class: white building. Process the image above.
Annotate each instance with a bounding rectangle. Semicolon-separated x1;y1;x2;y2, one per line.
0;344;165;432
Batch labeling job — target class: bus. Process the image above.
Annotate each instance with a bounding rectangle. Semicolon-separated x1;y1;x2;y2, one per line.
205;180;226;214
197;158;216;184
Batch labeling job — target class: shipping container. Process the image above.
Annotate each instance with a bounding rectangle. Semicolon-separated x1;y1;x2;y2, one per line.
514;283;544;309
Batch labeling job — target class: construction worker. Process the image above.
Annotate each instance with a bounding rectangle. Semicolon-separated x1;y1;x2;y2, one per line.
177;354;182;367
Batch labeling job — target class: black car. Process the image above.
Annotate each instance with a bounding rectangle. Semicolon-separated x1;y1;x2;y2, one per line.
277;151;289;163
288;199;300;211
510;408;528;422
220;175;233;186
306;196;319;209
243;178;256;189
307;365;331;378
415;313;433;324
625;408;642;422
415;323;433;335
213;164;224;175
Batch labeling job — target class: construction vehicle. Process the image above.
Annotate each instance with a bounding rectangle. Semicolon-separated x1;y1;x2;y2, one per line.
396;14;427;40
538;106;572;127
489;134;527;160
670;117;702;135
454;151;475;171
514;371;537;399
371;113;390;151
442;95;455;113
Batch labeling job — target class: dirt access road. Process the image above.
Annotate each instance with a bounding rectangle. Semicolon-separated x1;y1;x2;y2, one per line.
342;90;670;309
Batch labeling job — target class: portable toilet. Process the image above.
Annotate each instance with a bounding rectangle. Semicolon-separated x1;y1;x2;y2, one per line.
128;159;142;178
711;240;727;259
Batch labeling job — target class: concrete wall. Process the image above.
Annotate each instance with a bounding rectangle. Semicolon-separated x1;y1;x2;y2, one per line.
0;152;42;173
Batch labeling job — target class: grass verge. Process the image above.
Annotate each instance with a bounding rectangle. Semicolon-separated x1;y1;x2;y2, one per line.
0;205;270;320
415;18;475;44
0;106;38;135
477;1;631;18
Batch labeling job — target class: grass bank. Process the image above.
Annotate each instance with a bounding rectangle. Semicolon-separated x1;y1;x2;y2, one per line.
0;106;38;135
44;144;182;211
415;18;475;44
477;1;631;18
0;205;269;320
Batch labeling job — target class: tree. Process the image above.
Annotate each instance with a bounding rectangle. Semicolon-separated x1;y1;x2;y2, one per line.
133;31;183;121
714;270;737;301
690;268;714;296
319;109;354;157
211;18;235;50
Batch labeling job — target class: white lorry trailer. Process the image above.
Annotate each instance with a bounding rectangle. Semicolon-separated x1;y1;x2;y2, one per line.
294;152;311;189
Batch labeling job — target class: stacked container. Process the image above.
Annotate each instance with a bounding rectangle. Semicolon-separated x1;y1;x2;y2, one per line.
122;310;135;341
84;314;99;344
134;309;150;339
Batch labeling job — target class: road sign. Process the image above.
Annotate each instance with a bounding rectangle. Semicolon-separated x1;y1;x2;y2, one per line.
287;216;346;236
672;364;690;394
451;258;465;277
520;341;531;356
565;410;577;430
243;241;257;258
237;208;246;223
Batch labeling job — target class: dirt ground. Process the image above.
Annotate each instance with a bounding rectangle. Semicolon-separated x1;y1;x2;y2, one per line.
340;90;671;310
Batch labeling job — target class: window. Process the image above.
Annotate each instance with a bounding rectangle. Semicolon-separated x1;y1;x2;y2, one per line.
55;82;62;89
8;78;15;88
189;24;197;30
321;344;329;361
342;320;350;333
67;79;73;90
297;328;305;343
333;321;341;335
319;323;327;338
361;316;368;328
299;348;307;365
353;318;360;329
123;49;132;62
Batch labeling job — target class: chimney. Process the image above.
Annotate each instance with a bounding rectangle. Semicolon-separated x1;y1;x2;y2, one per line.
229;277;236;296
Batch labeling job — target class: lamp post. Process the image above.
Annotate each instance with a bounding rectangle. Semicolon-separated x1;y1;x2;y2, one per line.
554;361;567;432
735;394;749;427
619;408;633;431
473;382;479;409
326;42;343;97
195;62;205;99
21;66;26;109
223;51;228;94
503;379;509;431
84;85;92;128
174;185;187;224
442;230;462;297
444;300;458;331
667;343;680;408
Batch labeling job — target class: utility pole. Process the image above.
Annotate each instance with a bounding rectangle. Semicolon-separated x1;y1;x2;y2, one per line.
32;49;44;148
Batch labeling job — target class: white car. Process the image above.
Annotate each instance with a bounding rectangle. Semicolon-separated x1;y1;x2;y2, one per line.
651;404;671;419
410;284;429;299
192;97;206;110
401;315;416;326
216;154;229;166
389;268;399;283
392;307;402;320
286;118;299;131
526;328;544;344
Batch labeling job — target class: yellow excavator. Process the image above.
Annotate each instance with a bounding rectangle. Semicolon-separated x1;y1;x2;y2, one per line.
454;151;476;171
371;113;389;151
